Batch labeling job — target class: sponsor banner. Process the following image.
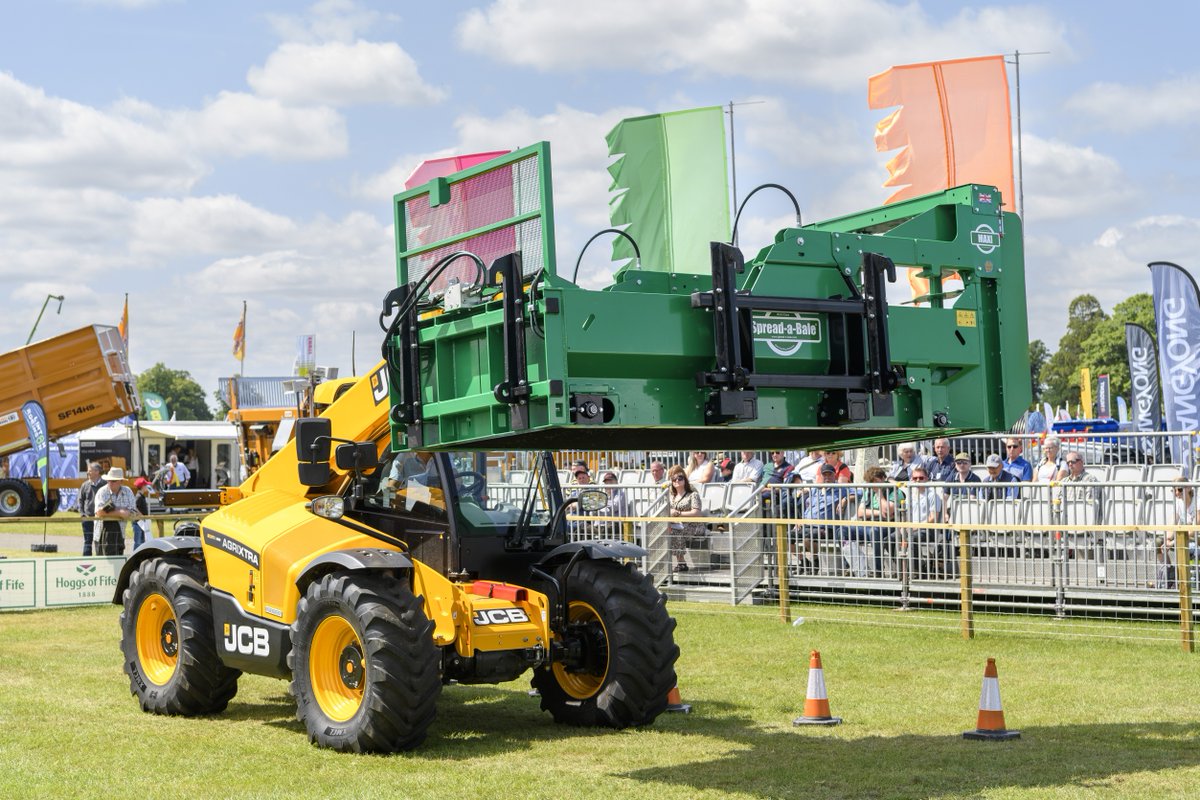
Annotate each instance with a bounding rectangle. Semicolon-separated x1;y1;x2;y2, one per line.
0;560;38;610
295;334;316;377
1096;373;1111;419
20;400;50;500
1125;322;1163;460
142;391;169;421
1150;261;1200;470
0;557;124;611
45;558;123;606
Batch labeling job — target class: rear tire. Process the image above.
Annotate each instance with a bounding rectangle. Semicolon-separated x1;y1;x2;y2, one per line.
531;559;678;728
119;557;241;715
288;573;441;752
0;480;36;518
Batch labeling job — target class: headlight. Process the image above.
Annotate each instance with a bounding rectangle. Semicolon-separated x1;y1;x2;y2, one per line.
309;495;345;520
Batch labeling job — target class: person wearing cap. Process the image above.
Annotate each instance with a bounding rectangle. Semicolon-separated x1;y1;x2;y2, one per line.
731;451;764;484
981;453;1021;499
569;465;593;486
94;467;136;556
716;458;735;483
132;477;153;550
945;452;981;498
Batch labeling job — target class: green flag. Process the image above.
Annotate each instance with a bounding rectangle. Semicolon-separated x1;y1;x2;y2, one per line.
605;106;730;275
142;392;169;421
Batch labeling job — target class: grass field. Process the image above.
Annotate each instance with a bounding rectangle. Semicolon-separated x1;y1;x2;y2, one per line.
2;601;1198;800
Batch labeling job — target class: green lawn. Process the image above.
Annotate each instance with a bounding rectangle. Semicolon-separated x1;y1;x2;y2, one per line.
1;601;1197;800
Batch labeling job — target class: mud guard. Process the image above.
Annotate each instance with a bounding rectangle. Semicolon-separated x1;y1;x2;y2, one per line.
111;535;204;604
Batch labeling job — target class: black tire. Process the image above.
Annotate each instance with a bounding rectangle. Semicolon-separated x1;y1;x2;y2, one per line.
531;559;679;728
288;573;441;752
0;479;36;518
119;557;241;715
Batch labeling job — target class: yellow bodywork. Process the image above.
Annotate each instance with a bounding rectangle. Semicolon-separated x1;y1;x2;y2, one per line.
200;360;552;659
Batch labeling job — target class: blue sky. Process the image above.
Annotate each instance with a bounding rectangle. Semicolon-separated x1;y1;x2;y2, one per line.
2;0;1198;410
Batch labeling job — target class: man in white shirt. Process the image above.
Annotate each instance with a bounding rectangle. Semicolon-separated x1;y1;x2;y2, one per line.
731;451;764;484
159;453;190;489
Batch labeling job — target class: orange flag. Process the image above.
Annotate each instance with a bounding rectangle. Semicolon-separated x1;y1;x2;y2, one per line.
868;55;1015;206
118;293;128;350
232;301;246;363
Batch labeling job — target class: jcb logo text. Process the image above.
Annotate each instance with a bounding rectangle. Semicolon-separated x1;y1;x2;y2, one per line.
223;624;270;656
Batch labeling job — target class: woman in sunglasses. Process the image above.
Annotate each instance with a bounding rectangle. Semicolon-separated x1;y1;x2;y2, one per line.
1034;436;1067;482
666;466;704;572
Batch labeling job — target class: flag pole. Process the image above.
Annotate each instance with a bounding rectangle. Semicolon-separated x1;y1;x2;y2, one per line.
1005;50;1049;219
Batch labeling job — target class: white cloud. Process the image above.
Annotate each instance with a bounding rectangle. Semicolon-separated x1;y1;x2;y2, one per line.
458;0;1069;90
247;41;445;107
741;98;868;169
130;196;298;257
1019;134;1132;221
0;72;205;193
1025;216;1200;346
168;91;347;160
266;0;387;44
1066;74;1200;133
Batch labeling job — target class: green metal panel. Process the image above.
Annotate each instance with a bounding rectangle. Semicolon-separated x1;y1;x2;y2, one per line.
385;147;1029;452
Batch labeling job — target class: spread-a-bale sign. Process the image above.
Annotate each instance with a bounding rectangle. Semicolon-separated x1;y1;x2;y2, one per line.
0;556;124;610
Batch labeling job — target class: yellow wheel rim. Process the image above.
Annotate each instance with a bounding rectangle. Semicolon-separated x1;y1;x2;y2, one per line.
552;601;609;700
135;592;178;685
309;615;365;722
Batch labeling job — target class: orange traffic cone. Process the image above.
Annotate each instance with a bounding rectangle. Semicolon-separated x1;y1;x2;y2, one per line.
793;650;842;726
963;658;1020;740
666;684;692;714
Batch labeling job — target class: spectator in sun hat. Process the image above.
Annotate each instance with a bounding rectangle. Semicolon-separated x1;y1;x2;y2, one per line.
94;466;136;556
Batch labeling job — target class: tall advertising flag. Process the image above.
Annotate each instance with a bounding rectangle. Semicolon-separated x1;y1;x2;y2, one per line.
1096;373;1110;419
20;400;50;502
118;293;129;350
232;301;246;365
1149;261;1200;470
1125;322;1162;460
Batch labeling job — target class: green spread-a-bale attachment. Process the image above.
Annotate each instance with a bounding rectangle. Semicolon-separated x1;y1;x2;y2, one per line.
383;142;1029;451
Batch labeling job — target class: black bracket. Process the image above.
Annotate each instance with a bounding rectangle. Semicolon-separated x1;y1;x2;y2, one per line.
383;282;425;447
692;243;902;425
490;253;531;431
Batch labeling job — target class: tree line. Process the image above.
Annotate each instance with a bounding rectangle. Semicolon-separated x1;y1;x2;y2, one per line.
1029;292;1154;413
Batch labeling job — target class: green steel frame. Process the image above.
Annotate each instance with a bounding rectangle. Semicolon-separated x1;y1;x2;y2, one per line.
385;147;1030;452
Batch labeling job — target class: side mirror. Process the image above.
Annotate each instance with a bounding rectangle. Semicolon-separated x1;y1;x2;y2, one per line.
576;488;609;512
295;417;332;486
335;442;378;472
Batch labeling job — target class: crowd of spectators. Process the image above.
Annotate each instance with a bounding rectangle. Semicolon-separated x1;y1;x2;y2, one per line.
566;435;1114;578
